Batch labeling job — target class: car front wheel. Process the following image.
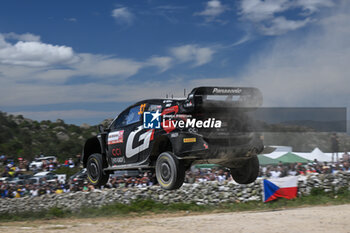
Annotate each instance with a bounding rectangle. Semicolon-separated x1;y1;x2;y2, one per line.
156;152;185;190
87;153;109;187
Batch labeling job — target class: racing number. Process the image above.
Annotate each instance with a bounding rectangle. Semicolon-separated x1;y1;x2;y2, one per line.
138;103;146;115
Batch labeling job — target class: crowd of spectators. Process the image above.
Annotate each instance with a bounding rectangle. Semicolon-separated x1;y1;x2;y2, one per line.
0;154;81;178
0;172;157;198
1;152;350;198
261;157;350;178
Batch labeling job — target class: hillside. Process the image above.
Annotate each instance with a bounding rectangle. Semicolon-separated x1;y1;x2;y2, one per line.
0;111;112;161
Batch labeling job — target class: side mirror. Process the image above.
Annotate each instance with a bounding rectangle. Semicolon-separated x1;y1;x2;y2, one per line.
98;124;105;133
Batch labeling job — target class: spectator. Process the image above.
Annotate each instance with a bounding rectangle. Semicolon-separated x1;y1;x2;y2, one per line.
68;158;75;168
331;133;339;162
342;151;349;162
75;154;81;166
269;166;281;178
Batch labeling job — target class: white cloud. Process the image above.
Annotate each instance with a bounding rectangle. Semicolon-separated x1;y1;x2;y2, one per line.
0;33;173;83
260;17;311;35
195;0;228;21
239;0;334;35
64;18;77;22
73;53;143;78
240;0;289;22
295;0;334;14
112;7;134;25
147;56;173;72
3;32;41;42
0;33;78;67
170;44;216;66
0;54;144;84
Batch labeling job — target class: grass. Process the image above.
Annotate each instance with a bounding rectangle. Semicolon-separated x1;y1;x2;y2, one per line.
1;188;350;222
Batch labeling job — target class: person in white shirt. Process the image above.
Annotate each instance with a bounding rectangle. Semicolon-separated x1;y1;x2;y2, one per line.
269;168;281;178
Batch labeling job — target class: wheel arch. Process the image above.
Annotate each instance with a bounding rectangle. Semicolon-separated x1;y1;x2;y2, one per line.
149;135;173;163
82;136;106;168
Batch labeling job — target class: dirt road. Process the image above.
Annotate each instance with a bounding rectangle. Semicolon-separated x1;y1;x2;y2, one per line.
1;204;350;233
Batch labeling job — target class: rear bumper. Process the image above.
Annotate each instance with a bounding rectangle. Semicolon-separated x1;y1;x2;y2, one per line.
175;133;263;167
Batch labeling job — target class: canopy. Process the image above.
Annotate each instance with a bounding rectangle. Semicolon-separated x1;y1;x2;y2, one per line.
258;154;279;165
263;151;288;159
296;148;332;162
275;152;310;164
194;164;221;169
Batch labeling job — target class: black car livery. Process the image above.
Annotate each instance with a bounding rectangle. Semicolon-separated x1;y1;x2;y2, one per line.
82;86;264;190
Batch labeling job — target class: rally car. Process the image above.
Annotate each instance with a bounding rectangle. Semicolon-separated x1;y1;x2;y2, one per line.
82;86;264;190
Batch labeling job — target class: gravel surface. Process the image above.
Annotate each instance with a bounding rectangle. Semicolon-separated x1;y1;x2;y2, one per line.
1;204;350;233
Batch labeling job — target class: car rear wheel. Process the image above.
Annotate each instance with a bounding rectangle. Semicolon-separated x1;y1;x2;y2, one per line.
87;153;109;187
156;152;185;190
230;155;259;184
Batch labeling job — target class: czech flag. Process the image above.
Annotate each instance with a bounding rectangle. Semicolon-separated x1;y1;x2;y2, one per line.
263;176;298;202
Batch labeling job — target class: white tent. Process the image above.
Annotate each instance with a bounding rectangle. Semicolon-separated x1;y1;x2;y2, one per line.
263;146;292;159
324;152;346;162
296;148;332;162
263;151;288;159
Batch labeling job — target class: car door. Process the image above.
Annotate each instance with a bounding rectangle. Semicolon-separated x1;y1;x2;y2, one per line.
107;109;129;166
107;105;145;165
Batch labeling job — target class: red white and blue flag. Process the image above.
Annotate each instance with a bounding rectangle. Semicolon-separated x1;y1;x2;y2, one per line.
263;176;298;202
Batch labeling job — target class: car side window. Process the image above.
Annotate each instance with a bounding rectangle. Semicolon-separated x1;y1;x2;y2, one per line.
126;105;141;125
112;105;142;129
148;104;162;112
113;110;129;129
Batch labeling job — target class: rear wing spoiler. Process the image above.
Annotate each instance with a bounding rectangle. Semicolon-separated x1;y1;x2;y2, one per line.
184;86;263;109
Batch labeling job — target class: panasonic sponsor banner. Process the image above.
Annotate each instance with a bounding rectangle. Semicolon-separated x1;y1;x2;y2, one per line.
212;87;242;94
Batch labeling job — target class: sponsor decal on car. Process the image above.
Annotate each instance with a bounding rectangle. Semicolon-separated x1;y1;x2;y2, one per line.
108;130;124;145
125;126;154;158
112;147;122;156
183;138;196;143
111;157;125;164
212;87;242;94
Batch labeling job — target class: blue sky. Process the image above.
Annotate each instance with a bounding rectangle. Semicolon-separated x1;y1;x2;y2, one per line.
0;0;349;125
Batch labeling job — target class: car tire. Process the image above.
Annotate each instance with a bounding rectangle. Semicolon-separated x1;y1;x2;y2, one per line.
230;155;259;184
87;153;109;187
156;152;185;190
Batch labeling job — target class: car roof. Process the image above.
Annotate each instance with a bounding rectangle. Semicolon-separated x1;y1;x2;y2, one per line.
133;98;186;106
